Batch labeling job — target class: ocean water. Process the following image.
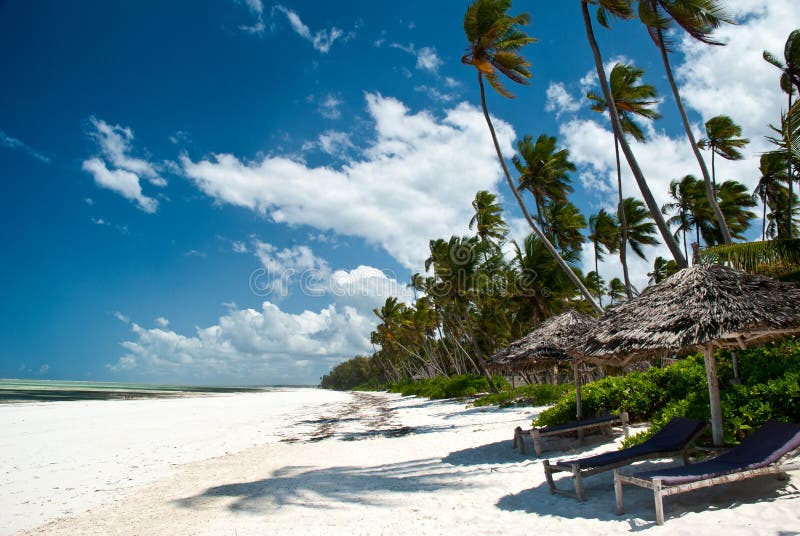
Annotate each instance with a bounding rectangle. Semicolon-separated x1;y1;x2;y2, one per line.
0;378;267;403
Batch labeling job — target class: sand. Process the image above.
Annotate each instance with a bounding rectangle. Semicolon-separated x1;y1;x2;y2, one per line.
2;389;799;535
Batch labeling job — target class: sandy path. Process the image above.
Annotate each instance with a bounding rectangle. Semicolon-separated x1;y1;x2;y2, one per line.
7;390;800;536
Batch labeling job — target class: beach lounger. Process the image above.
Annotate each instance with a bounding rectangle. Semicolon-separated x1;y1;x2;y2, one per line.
542;417;707;501
614;419;800;525
513;412;630;456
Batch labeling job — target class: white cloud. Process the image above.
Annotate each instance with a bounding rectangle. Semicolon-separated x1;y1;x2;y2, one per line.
113;311;130;323
106;301;375;384
545;82;581;117
238;0;264;34
181;93;515;270
82;158;158;213
82;118;164;212
416;46;442;73
38;364;49;374
250;241;331;298
232;241;249;253
552;1;799;291
415;85;455;103
316;130;354;155
391;43;443;75
272;5;350;53
0;131;51;163
87;117;165;186
318;94;342;119
107;243;414;384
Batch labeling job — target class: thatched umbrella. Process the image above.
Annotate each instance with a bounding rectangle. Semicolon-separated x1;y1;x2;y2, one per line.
572;264;800;446
487;310;597;419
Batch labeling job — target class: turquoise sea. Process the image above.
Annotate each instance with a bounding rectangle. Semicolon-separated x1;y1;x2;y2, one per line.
0;379;267;403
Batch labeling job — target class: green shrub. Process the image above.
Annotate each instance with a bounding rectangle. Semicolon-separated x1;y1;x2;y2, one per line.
473;383;572;408
386;374;509;399
536;338;800;448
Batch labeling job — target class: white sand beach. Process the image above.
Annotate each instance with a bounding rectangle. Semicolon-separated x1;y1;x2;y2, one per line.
2;389;799;536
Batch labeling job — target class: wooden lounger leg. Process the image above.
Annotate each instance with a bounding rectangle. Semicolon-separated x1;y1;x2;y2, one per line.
532;429;541;456
513;426;521;449
572;464;586;501
614;469;624;515
543;460;557;494
653;479;665;525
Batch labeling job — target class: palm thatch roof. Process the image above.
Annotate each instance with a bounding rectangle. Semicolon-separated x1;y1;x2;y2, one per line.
487;310;597;372
572;264;800;367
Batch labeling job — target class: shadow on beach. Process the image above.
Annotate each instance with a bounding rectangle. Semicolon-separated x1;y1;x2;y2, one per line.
496;457;799;530
174;458;482;513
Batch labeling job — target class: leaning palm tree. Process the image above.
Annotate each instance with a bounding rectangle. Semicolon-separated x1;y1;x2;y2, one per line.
581;0;687;267
463;0;602;313
618;196;660;298
513;134;575;227
764;29;800;239
697;115;750;190
587;61;661;298
638;0;735;244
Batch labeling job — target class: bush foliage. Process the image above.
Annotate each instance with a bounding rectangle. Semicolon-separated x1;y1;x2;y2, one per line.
319;356;383;391
534;338;800;447
473;383;573;408
386;374;510;399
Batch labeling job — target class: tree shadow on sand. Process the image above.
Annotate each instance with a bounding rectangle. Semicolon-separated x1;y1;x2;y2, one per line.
174;458;484;514
496;457;799;531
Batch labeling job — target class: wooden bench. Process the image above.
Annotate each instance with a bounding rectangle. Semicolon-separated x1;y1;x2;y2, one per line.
513;412;629;456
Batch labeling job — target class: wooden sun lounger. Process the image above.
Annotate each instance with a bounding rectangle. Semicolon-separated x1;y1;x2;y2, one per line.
513;412;629;456
543;417;708;501
614;419;800;525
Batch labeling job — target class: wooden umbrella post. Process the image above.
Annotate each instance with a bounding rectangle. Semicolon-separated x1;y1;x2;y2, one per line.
704;343;724;446
573;362;584;441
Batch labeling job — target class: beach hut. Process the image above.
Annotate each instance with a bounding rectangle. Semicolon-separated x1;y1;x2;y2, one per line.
487;310;597;419
572;263;800;446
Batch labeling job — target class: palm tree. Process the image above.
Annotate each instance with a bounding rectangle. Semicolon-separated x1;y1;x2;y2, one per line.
638;0;735;244
618;196;660;297
469;190;508;248
513;134;575;227
714;180;757;243
585;271;606;304
542;200;587;255
764;29;800;239
587;61;661;298
580;0;687;267
648;256;678;285
753;152;789;240
607;277;626;305
662;175;700;261
588;209;619;306
697;115;750;189
464;0;602;313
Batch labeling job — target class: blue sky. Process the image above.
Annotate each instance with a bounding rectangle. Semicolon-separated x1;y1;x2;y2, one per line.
1;1;798;385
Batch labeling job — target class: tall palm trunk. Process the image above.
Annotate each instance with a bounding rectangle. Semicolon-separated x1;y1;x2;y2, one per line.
593;238;603;307
788;91;794;239
762;192;767;241
477;72;604;314
581;1;688;268
615;135;633;299
655;26;732;244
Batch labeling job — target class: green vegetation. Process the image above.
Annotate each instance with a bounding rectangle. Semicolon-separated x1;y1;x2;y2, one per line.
472;382;572;408
533;338;800;447
386;374;509;399
319;356;383;391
